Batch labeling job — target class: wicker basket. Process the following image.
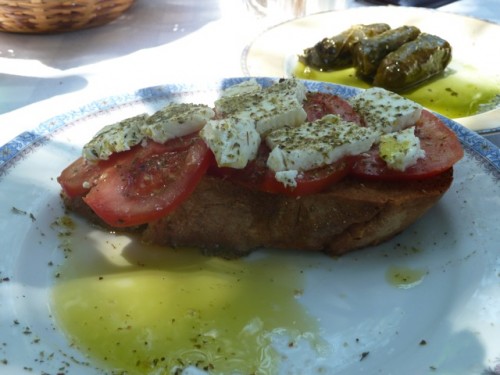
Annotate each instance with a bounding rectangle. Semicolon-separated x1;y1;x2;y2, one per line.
0;0;135;34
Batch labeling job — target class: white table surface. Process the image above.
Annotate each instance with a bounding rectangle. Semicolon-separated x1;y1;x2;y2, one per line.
0;0;499;148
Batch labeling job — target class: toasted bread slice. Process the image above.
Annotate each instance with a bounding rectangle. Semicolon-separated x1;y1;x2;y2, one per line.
142;170;452;258
59;168;452;258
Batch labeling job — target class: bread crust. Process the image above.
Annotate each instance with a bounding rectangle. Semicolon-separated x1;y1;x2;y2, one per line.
63;169;453;258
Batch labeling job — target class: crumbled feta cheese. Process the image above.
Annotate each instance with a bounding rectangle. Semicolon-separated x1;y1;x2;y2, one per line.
274;170;299;188
200;117;261;169
350;87;422;134
379;126;426;171
266;114;379;172
82;114;148;161
141;103;214;143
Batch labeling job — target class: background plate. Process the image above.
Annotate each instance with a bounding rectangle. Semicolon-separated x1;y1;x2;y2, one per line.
0;78;499;374
242;6;500;132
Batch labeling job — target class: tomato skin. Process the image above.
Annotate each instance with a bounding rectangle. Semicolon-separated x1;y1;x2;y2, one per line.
57;154;121;198
350;110;464;180
58;157;100;198
57;134;212;228
303;92;362;124
261;159;352;196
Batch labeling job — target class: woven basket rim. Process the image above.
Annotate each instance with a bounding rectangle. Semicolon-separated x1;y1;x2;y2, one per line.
0;0;135;34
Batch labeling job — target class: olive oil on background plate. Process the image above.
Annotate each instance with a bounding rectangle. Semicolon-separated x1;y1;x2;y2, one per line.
51;217;320;374
294;62;499;119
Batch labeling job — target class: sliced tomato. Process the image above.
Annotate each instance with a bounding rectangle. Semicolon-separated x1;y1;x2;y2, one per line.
58;149;144;198
303;92;362;124
350;110;464;180
218;144;351;196
58;135;202;199
63;134;212;227
210;144;269;189
261;159;352;196
58;156;108;198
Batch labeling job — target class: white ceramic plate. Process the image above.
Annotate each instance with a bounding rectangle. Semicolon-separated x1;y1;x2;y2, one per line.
0;78;499;375
242;6;500;132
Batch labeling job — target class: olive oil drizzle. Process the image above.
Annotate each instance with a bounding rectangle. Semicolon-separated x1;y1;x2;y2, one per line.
385;265;427;289
51;219;320;374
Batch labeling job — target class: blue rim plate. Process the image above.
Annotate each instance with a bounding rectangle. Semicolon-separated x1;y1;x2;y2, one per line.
0;78;499;374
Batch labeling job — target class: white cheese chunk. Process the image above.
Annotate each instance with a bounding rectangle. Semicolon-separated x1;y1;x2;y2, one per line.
266;114;379;172
83;114;148;161
264;78;308;103
379;126;426;171
200;117;261;169
350;87;422;134
215;79;307;136
241;96;307;136
141;103;214;144
220;78;262;98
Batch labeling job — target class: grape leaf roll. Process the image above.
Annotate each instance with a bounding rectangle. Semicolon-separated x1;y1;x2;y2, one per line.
352;26;421;78
298;23;390;70
373;33;452;92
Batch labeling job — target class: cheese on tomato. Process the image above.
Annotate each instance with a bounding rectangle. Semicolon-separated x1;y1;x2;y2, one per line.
140;103;215;144
219;78;262;98
83;103;214;161
83;81;427;185
200;117;261;169
266;114;379;172
83;114;148;161
379;126;425;171
201;79;308;169
215;78;307;135
350;87;422;134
